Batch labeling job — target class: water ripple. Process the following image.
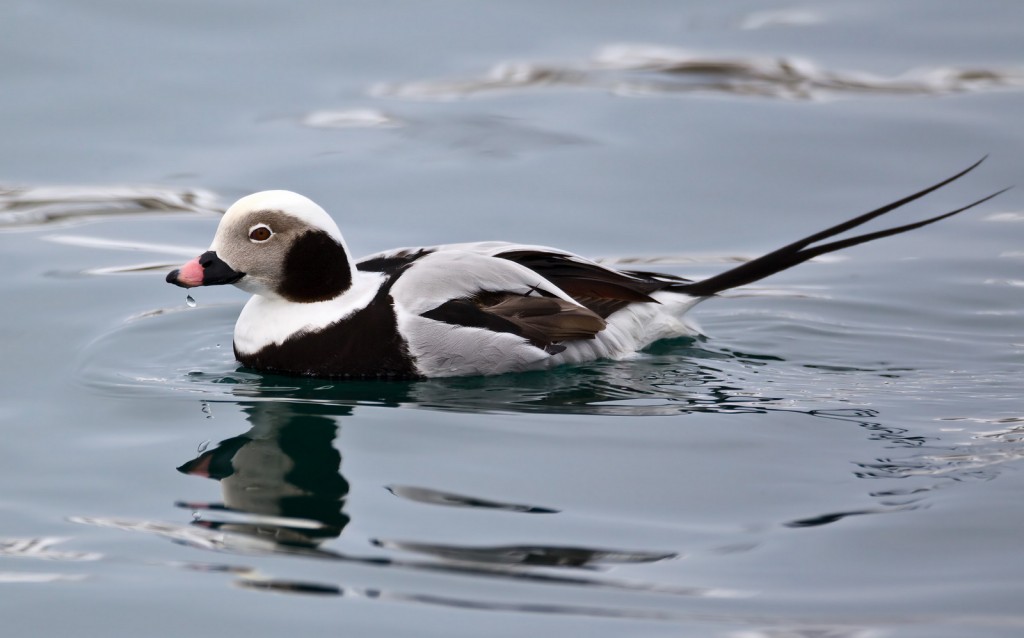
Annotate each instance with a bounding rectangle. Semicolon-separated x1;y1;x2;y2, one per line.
385;484;559;514
0;185;221;229
0;571;87;584
371;44;1024;102
0;537;101;561
68;515;735;601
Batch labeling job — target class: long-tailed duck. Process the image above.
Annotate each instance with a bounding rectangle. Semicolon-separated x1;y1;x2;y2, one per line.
167;159;1002;379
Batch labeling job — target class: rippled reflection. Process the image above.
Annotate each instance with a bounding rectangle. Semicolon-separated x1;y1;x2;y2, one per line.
166;390;699;600
386;484;559;514
0;185;220;228
370;44;1024;102
176;400;351;548
0;537;100;561
370;539;675;568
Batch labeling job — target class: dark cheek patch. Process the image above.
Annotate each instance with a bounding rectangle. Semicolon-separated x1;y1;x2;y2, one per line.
279;230;352;303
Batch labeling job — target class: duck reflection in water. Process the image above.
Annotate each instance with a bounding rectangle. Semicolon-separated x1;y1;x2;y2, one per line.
173;384;680;577
176;400;350;549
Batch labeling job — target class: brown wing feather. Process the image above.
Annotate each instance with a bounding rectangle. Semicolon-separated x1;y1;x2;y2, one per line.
496;250;687;318
421;291;606;353
484;295;606;342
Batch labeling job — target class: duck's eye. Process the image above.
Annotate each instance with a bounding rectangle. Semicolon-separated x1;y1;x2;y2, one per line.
249;224;273;242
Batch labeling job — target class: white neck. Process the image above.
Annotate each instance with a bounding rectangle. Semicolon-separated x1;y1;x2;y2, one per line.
233;270;386;354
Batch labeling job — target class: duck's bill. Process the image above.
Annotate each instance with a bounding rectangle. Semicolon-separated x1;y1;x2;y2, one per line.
166;250;244;288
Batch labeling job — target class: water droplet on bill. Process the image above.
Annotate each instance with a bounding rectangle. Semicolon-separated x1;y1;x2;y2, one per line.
186;294;196;308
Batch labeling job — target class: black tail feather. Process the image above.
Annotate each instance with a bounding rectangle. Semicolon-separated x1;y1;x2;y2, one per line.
676;158;1005;297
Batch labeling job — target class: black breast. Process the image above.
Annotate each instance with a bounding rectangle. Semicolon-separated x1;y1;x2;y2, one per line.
234;280;421;380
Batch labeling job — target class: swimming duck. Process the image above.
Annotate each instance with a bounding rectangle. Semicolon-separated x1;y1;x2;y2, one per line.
167;159;1000;379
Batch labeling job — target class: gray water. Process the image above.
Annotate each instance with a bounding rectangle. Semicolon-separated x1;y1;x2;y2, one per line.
2;2;1024;636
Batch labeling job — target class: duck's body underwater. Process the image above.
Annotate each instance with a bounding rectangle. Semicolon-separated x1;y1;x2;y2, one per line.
167;160;1001;379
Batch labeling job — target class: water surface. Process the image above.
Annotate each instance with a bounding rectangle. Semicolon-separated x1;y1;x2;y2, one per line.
2;2;1023;636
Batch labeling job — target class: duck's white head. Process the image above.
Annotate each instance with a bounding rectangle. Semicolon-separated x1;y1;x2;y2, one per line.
167;190;355;302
